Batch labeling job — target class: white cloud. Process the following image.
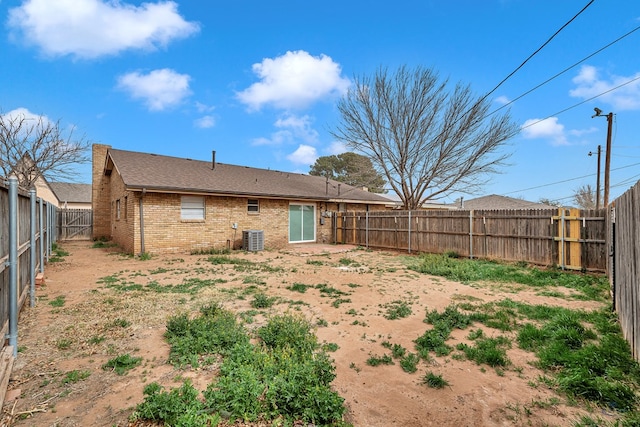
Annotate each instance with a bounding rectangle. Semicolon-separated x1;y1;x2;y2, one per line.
494;95;510;105
251;114;319;146
7;0;199;59
286;144;317;165
237;50;350;111
570;65;640;111
117;68;191;111
194;115;215;129
195;102;215;113
325;141;347;155
1;107;50;125
521;117;568;146
568;127;598;137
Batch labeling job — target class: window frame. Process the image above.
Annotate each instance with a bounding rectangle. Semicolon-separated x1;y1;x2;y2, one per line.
247;198;260;214
181;195;205;221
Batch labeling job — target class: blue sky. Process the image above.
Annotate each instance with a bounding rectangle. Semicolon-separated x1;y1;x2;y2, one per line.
1;0;639;205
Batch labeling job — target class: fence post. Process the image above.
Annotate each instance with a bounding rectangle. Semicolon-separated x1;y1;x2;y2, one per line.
469;210;474;259
29;189;36;308
408;211;412;254
7;176;19;357
39;198;44;273
365;212;369;249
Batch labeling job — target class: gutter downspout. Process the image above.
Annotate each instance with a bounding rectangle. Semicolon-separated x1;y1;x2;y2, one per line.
139;189;146;255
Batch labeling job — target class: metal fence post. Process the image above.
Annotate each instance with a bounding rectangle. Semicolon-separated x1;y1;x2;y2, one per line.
8;176;18;357
30;189;36;307
39;198;44;273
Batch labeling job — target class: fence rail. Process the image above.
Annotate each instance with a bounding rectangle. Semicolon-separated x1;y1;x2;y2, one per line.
0;176;56;407
333;208;607;272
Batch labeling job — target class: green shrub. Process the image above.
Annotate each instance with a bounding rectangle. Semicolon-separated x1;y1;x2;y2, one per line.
423;372;449;388
132;381;220;426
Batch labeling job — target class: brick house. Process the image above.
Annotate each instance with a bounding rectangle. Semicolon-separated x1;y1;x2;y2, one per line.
92;144;391;254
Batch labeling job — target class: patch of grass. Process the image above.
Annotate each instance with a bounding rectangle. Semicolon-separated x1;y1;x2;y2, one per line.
456;336;511;367
366;354;394;366
56;338;72;350
199;314;345;425
92;240;118;249
382;300;412;320
286;282;310;293
49;243;70;262
146;277;227;294
306;259;324;266
423;372;449;389
517;309;640;411
409;254;609;301
191;247;230;255
250;293;277;309
414;323;453;357
102;354;142;375
315;284;349;297
108;318;131;328
49;295;66;307
61;370;91;384
322;342;339;352
331;298;351;308
88;336;106;345
165;305;249;367
131;380;221;426
138;252;152;261
400;353;420;373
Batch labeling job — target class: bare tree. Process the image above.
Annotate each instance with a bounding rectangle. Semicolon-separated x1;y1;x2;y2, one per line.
0;110;91;187
573;184;598;209
330;66;518;209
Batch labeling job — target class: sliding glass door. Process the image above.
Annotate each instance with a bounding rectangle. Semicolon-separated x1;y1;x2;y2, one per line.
289;204;316;243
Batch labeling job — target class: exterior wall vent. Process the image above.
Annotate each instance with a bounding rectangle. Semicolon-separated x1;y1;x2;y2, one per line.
242;230;264;251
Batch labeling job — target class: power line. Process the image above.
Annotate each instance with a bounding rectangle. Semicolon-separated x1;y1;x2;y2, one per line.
482;0;595;102
503;162;640;195
489;24;640;116
518;74;640;134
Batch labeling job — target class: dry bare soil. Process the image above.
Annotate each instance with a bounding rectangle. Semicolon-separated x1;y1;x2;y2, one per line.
1;241;614;426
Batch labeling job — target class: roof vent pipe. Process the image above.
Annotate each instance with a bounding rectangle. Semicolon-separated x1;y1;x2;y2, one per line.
212;150;216;170
338;183;341;196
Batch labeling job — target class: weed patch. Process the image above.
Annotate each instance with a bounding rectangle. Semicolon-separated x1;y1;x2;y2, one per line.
102;354;142;375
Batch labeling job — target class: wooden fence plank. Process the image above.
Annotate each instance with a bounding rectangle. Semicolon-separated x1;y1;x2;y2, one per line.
333;208;606;271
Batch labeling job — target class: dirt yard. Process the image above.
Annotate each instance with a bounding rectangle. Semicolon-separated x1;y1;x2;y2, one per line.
0;240;614;427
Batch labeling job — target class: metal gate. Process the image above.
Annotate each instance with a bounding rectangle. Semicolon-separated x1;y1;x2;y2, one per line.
58;209;92;240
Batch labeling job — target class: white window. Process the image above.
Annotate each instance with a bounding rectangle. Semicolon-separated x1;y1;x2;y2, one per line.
181;196;205;220
116;199;121;220
248;199;260;213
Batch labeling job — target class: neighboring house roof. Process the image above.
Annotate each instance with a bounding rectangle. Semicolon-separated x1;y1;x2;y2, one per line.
105;148;393;204
456;194;555;210
50;182;92;204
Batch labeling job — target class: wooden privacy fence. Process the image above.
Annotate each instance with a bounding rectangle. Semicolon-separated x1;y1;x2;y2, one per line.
0;177;57;407
611;180;640;361
332;208;607;272
58;208;92;240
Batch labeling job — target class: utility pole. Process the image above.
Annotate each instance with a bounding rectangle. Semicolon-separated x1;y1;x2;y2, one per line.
603;112;613;207
588;145;601;209
591;108;614;206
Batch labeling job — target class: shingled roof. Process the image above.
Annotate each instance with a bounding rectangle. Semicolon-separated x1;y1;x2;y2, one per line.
105;148;392;204
49;182;92;203
459;194;555;210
